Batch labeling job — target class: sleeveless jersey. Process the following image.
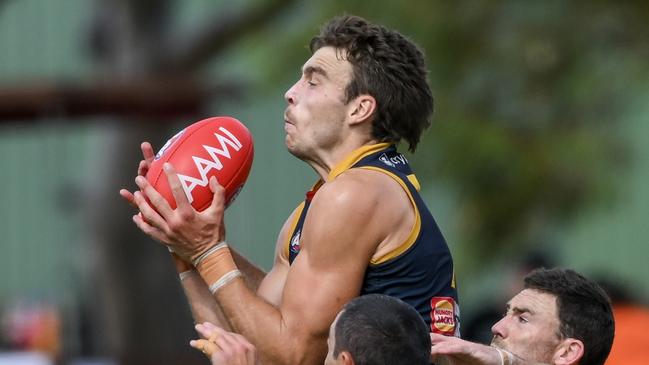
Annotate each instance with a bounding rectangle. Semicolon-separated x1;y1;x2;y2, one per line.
284;143;460;335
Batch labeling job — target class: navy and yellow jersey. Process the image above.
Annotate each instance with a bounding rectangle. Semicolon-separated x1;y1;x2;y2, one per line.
284;143;460;335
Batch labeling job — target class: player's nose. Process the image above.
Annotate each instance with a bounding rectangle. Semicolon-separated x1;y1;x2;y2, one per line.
491;316;507;338
284;82;297;105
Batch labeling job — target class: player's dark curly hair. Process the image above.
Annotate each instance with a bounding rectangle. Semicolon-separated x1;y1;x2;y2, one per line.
524;268;615;365
333;294;431;365
310;15;433;152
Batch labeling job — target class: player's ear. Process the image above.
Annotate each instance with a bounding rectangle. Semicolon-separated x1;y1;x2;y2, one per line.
339;351;355;365
552;338;584;365
348;94;376;125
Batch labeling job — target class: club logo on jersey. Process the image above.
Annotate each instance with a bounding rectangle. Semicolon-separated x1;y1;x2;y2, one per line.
430;297;458;336
155;129;186;160
379;153;395;167
290;229;301;253
379;153;408;167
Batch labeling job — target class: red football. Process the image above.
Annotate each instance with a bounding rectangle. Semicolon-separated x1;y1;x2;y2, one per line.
146;116;254;211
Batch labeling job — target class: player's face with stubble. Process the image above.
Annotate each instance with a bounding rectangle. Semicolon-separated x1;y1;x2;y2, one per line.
283;46;353;161
490;289;563;363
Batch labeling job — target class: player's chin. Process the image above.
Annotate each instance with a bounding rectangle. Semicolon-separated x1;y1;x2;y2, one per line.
285;143;306;160
284;136;296;152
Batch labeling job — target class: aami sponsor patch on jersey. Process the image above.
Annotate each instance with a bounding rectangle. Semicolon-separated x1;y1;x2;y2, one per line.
430;297;457;335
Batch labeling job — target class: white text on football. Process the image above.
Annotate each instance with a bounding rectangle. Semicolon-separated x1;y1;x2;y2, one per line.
176;127;243;204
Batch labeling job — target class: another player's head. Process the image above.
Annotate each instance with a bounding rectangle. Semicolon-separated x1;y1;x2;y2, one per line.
491;268;615;365
324;294;431;365
284;15;432;160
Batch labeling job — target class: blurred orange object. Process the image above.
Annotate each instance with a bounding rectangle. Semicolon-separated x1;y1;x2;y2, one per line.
30;308;60;358
1;302;61;360
606;304;649;365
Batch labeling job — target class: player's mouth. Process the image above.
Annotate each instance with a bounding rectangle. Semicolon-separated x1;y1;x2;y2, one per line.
283;111;294;125
284;113;296;131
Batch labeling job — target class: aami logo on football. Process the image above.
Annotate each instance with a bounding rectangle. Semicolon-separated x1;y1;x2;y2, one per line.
177;127;243;203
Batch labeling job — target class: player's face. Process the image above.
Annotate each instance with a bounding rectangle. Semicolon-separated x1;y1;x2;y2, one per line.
491;289;563;363
324;312;342;365
284;46;353;161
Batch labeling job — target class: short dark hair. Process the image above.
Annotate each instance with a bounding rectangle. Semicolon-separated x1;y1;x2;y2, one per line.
310;15;433;152
333;294;431;365
524;268;615;365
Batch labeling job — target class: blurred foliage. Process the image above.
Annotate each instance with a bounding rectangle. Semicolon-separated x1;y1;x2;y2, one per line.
249;1;649;268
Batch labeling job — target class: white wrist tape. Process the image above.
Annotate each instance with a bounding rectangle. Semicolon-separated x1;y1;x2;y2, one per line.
208;269;242;294
495;348;505;365
178;269;197;281
192;241;228;267
495;348;514;365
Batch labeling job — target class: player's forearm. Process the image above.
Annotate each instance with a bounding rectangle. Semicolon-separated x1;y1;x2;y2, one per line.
193;244;323;365
172;247;265;328
215;278;324;365
430;335;550;365
231;248;266;291
499;348;549;365
169;253;230;328
178;271;232;329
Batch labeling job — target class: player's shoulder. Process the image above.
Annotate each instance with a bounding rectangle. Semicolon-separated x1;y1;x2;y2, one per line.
313;168;402;210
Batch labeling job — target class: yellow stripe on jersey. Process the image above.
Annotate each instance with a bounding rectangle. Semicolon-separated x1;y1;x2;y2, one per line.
358;166;422;265
328;143;392;181
406;174;421;192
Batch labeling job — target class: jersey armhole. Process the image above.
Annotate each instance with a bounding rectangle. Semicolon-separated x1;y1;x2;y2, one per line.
357;166;422;265
283;201;306;261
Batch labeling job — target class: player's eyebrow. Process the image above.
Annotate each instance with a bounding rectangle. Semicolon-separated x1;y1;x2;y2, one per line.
303;65;329;79
505;303;535;315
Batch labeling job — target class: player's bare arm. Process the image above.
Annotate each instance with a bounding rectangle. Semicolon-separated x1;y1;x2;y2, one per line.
210;173;397;365
430;334;547;365
132;162;411;365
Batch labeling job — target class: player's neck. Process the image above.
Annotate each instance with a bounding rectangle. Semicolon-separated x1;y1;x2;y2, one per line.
306;137;379;182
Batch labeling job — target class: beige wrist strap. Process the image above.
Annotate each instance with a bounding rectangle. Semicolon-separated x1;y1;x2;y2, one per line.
194;242;239;292
192;241;228;267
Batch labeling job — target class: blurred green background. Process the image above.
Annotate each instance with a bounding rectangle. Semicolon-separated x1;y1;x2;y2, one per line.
0;1;647;364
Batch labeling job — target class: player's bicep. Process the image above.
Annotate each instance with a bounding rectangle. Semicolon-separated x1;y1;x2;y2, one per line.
279;250;365;337
277;184;382;340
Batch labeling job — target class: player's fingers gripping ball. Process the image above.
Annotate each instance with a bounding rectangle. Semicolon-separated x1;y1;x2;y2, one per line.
146;116;254;211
